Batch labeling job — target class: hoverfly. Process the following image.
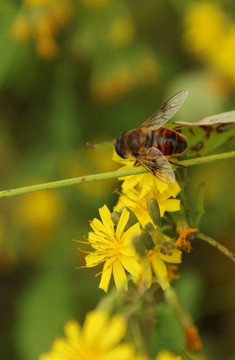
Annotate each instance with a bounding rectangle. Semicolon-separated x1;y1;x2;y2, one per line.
114;90;188;184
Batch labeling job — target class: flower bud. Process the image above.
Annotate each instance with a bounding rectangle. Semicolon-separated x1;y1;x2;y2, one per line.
147;198;162;227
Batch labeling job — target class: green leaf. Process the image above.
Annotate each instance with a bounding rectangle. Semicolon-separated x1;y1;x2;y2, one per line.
194;183;205;227
152;303;185;356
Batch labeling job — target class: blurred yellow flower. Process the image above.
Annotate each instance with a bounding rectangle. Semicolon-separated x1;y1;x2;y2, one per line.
18;189;64;234
184;1;226;62
36;35;58;59
183;1;235;87
39;310;136;360
11;16;31;42
90;66;133;103
90;54;158;103
155;350;182;360
108;16;135;48
12;0;73;59
84;205;141;292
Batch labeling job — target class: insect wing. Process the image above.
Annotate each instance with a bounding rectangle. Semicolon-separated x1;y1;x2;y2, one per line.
140;90;188;130
137;147;175;184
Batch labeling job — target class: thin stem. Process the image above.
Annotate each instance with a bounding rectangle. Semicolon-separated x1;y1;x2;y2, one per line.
197;232;235;263
0;150;235;199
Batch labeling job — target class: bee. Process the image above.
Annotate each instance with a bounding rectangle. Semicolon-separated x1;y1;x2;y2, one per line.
115;90;188;183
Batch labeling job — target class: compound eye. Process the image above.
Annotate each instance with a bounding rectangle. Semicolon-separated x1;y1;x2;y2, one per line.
115;132;126;159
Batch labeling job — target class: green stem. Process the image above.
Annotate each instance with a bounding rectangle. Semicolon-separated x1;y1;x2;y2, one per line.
0;150;235;199
197;232;235;263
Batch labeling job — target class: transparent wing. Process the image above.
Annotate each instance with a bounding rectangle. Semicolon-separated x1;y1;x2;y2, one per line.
136;147;175;184
140;90;188;130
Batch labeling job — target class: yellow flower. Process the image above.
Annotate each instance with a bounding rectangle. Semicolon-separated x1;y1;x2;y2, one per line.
12;0;73;59
155;350;182;360
11;16;31;42
183;1;227;62
90;66;133;103
114;188;180;226
113;151;181;198
85;205;141;292
183;1;235;87
108;16;135;48
140;243;182;290
18;189;64;234
39;310;135;360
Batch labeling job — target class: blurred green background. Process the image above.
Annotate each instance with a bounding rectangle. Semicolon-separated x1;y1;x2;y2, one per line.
0;0;234;359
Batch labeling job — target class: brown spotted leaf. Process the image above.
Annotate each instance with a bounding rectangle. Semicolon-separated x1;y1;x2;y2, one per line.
173;110;235;157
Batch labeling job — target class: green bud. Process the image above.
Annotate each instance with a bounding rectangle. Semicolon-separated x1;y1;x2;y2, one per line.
147;198;162;227
110;211;120;226
132;235;146;257
120;207;139;230
141;228;155;250
133;229;155;257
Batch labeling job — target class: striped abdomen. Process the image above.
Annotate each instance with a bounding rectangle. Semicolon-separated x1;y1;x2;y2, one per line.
152;128;187;155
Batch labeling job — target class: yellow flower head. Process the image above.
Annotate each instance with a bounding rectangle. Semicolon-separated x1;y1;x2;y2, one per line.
139;239;182;290
113;151;181;198
114;187;180;226
183;1;227;62
39;310;135;360
85;205;141;292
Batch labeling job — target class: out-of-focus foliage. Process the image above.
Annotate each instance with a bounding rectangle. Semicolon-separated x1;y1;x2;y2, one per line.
0;1;234;360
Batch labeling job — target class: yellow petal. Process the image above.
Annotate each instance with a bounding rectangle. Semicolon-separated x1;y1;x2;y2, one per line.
90;217;106;234
64;320;81;346
116;208;129;239
155;349;182;360
99;205;114;237
151;254;167;280
113;260;128;291
99;259;113;292
105;343;135;359
120;255;141;277
82;310;108;342
85;252;106;267
99;315;126;350
158;249;182;264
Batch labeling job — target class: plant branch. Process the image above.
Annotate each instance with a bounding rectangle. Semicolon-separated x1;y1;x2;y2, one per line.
0;150;235;199
197;232;235;263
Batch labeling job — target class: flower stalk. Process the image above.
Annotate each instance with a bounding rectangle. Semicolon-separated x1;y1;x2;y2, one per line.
197;232;235;263
0;150;235;199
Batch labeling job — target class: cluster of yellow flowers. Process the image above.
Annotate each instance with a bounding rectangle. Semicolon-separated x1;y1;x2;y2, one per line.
83;152;184;293
11;0;73;59
183;1;235;86
39;149;201;358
